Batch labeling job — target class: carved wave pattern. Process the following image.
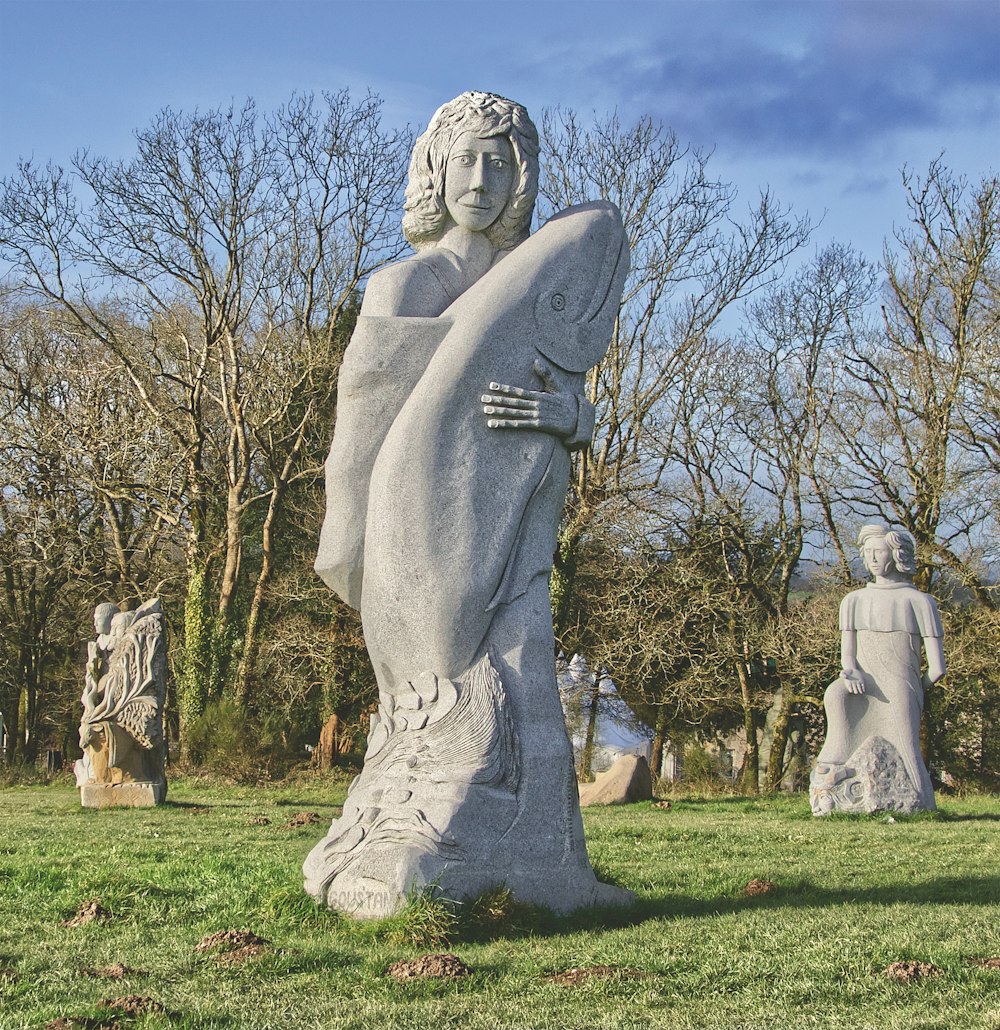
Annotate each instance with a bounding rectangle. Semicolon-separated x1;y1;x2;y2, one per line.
365;653;519;789
313;652;520;895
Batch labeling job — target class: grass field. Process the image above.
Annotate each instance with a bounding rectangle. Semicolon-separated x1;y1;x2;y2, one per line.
1;776;998;1029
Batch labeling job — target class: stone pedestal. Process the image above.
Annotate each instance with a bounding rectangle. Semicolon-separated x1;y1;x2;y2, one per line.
81;780;167;809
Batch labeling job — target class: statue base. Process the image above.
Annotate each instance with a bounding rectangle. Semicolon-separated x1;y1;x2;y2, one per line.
81;780;167;808
809;736;931;816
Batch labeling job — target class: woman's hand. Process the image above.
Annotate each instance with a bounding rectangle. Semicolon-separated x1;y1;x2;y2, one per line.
840;666;867;695
481;359;578;441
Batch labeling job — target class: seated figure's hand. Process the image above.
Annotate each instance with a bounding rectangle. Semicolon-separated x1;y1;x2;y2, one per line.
840;667;866;695
481;359;578;441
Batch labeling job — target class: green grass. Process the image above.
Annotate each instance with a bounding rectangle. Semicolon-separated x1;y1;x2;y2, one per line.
1;776;999;1029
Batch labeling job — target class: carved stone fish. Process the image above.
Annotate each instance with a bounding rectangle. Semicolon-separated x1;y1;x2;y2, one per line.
359;201;629;686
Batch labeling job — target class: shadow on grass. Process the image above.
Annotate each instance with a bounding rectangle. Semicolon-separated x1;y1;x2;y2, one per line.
936;811;1000;823
421;873;1000;945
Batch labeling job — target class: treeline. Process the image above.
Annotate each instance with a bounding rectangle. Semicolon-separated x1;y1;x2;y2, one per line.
1;93;997;788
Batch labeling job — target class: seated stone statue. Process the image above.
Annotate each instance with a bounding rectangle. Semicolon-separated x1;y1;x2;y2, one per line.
810;525;945;815
75;597;167;808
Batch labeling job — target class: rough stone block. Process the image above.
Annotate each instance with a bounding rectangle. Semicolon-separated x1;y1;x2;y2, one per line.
579;755;653;807
81;781;167;808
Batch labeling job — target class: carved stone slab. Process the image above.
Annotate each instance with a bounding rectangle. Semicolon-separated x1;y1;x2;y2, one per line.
810;736;923;815
76;598;167;808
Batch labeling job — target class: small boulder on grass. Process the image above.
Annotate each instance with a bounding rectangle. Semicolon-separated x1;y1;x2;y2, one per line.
387;953;470;980
60;900;111;928
884;960;941;982
578;755;653;807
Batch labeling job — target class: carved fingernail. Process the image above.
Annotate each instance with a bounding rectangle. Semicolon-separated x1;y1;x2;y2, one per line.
488;420;498;428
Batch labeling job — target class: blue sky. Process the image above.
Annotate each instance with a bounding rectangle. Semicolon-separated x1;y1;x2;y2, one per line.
1;0;997;263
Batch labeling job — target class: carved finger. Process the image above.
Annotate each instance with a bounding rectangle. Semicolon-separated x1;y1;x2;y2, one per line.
481;395;537;410
484;404;539;418
487;417;541;430
487;381;534;399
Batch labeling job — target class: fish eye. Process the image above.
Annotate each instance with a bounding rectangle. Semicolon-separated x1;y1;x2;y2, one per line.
551;294;566;311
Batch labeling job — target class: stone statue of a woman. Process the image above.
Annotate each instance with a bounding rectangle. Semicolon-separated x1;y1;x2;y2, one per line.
810;525;945;815
305;92;631;916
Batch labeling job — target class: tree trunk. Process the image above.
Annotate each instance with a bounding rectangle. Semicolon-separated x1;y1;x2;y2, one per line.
650;705;669;780
178;557;213;743
736;660;759;793
765;685;795;792
233;486;282;709
579;680;601;780
315;713;340;771
3;696;19;763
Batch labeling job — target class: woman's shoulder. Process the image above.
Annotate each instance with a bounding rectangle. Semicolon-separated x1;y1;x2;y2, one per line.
361;250;466;317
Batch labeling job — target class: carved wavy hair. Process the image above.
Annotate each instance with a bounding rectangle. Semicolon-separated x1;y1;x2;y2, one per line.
402;91;539;253
857;524;917;576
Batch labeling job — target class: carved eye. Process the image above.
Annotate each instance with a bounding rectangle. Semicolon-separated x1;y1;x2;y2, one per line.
550;293;566;311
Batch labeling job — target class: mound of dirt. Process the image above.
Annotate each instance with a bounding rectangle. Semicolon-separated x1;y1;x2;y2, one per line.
652;799;672;810
744;878;777;897
60;900;111;928
246;815;271;826
99;996;165;1017
284;811;320;828
387;953;471;980
196;929;272;964
967;956;1000;970
545;964;652;986
78;964;147;980
884;960;941;982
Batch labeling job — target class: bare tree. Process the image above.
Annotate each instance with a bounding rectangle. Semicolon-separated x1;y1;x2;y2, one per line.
536;108;811;639
0;92;410;730
838;160;1000;603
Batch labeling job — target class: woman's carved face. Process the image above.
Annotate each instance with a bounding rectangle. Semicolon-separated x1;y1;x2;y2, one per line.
443;131;514;233
863;539;895;578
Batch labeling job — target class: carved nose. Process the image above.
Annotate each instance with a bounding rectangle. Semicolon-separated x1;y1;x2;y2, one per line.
469;160;487;191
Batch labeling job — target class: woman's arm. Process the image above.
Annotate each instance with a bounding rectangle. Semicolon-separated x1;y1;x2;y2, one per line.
840;629;865;694
922;634;946;686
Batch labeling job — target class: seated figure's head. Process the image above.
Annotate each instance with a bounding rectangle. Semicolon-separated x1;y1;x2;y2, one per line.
857;524;917;578
93;602;120;636
403;91;539;253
